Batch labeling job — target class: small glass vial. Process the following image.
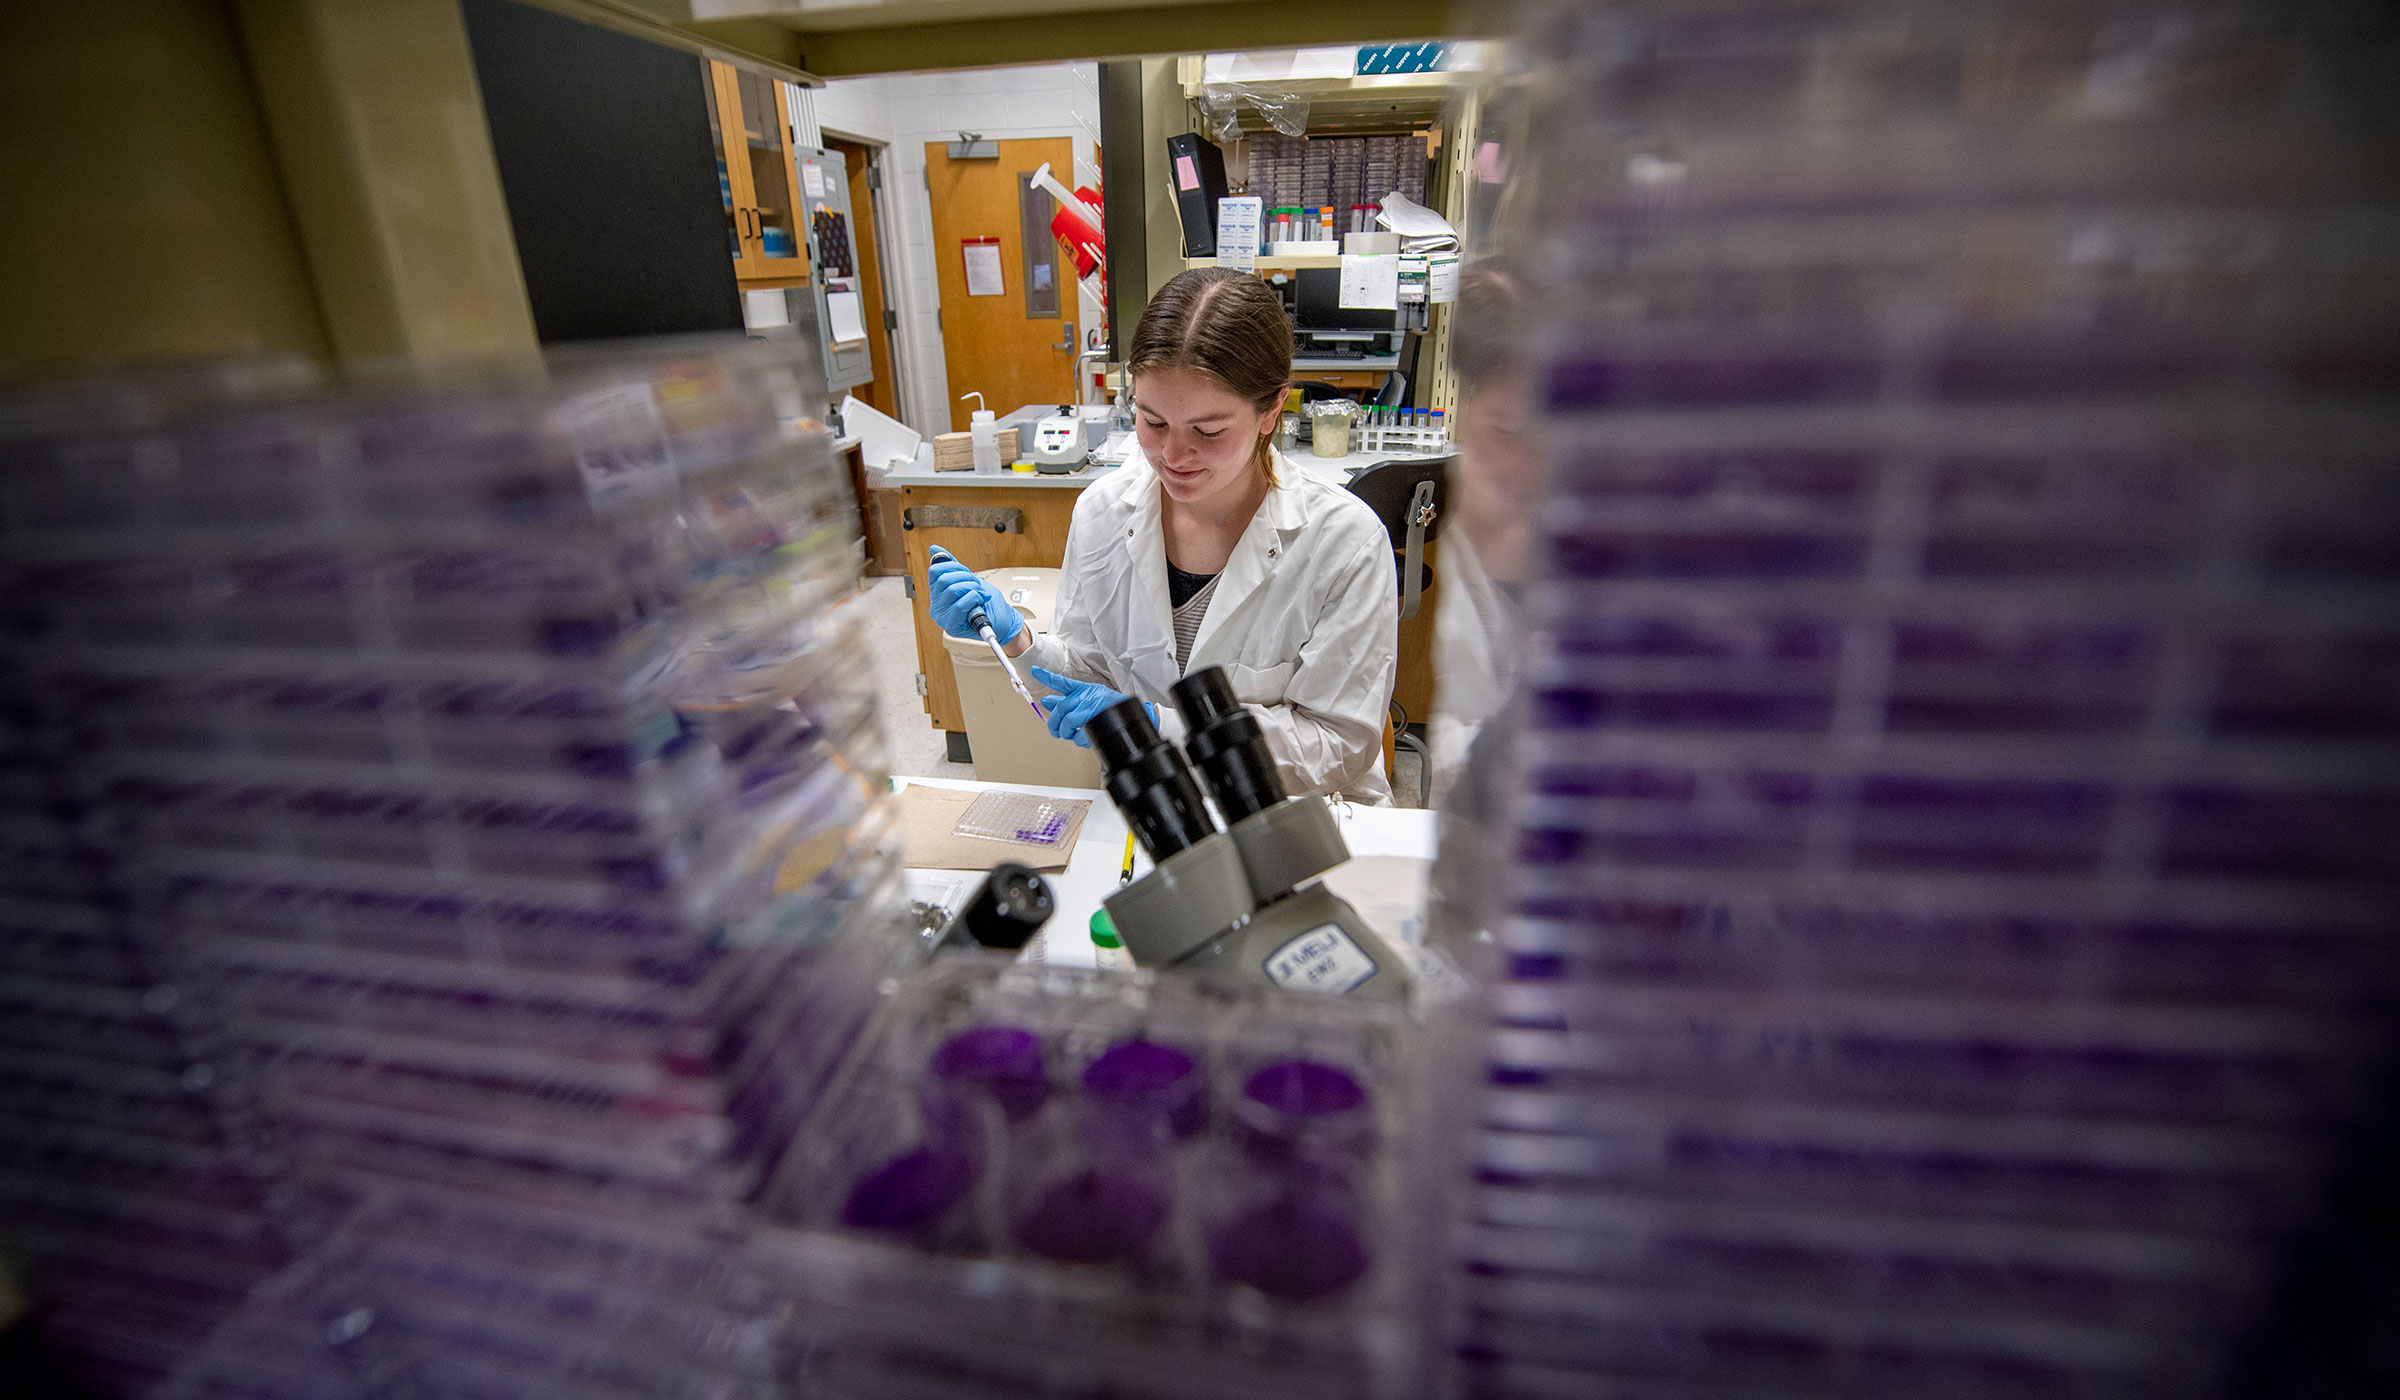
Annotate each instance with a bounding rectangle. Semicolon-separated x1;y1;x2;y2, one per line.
1090;908;1122;971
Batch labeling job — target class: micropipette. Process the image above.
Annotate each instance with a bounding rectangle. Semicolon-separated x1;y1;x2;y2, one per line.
933;546;1048;724
971;605;1048;723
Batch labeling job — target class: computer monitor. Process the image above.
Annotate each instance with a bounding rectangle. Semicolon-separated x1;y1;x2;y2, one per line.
1292;268;1397;335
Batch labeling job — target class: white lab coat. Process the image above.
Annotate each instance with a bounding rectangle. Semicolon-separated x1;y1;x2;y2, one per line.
1426;530;1523;810
1018;447;1398;804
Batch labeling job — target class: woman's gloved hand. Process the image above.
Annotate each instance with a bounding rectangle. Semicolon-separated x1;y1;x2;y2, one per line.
1030;667;1154;749
924;546;1023;643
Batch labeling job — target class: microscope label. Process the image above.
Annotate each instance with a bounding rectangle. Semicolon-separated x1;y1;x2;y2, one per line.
1263;923;1379;995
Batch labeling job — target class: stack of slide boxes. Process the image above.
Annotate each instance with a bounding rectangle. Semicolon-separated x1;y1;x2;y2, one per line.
0;341;903;1397
1452;1;2400;1395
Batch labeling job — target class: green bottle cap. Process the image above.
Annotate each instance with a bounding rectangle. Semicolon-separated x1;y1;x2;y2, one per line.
1089;908;1121;949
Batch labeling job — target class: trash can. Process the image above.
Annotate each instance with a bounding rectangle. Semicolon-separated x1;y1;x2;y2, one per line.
941;566;1105;788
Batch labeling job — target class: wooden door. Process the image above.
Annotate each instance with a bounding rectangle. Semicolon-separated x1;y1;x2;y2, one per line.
705;61;808;285
925;137;1076;432
829;137;897;416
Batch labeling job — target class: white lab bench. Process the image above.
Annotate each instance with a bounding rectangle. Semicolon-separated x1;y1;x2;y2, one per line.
874;448;1439;490
874;402;1118;490
878;457;1114;488
1288;445;1447;481
896;776;1437;971
868;426;1444;493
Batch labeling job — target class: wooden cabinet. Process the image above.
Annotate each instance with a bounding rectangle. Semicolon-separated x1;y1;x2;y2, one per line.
864;485;908;577
703;61;808;285
1298;369;1389;392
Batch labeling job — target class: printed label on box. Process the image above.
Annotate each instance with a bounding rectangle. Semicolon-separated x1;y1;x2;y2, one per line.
1263;923;1379;995
1428;252;1460;304
1216;196;1261;272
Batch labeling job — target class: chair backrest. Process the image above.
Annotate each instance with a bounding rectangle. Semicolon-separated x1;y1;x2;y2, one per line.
1346;455;1451;546
1346;455;1453;620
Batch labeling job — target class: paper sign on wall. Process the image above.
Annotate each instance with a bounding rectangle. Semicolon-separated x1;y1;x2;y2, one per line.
801;162;826;198
962;238;1005;297
1338;254;1400;310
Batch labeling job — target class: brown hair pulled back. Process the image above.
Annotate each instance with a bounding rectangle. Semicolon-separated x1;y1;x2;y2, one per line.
1127;268;1293;484
1452;262;1527;396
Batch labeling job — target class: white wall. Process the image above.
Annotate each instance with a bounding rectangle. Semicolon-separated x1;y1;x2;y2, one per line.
812;64;1104;436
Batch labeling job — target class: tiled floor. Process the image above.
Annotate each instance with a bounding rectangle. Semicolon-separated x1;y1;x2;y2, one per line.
854;574;1426;807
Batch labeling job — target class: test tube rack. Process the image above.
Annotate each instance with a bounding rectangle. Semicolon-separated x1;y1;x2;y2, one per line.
1352;418;1451;457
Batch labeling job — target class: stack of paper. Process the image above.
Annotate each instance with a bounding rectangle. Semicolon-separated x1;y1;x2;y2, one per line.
1339;192;1460;311
1372;191;1458;254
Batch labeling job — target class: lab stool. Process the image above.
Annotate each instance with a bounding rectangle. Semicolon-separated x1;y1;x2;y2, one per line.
1349;454;1454;808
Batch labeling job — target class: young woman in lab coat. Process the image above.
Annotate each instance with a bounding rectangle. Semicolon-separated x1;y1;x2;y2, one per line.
923;268;1399;803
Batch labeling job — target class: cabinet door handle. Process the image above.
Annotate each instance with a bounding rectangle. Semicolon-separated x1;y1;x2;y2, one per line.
903;505;1024;534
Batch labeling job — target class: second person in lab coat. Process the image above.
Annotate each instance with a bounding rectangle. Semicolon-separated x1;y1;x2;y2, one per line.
925;267;1399;803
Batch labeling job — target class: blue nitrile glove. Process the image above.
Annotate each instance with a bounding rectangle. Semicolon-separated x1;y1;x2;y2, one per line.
1030;667;1154;749
925;546;1022;643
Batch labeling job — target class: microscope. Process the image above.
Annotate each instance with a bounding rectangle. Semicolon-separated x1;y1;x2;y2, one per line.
1091;667;1410;1001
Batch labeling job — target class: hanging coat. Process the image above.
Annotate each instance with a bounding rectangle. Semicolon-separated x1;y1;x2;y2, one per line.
1017;446;1398;804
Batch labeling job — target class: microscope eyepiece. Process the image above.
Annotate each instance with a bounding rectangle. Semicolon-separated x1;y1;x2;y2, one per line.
961;863;1054;950
1086;693;1160;772
1171;666;1285;826
932;862;1054;954
1171;666;1243;727
1088;695;1217;860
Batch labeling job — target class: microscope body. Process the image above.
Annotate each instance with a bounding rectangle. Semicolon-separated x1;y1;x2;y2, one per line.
1104;795;1404;1001
1090;670;1411;1002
